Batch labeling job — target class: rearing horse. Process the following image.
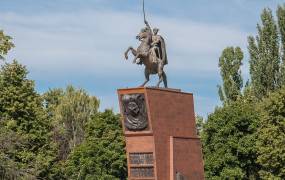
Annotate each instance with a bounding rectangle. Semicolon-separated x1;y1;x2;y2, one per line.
124;27;168;88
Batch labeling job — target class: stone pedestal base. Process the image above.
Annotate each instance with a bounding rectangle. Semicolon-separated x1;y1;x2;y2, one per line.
117;87;204;180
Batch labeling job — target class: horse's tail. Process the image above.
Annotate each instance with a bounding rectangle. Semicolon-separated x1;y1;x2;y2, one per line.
160;37;168;65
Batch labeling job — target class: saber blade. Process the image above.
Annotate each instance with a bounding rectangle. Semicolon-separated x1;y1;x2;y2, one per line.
143;0;146;22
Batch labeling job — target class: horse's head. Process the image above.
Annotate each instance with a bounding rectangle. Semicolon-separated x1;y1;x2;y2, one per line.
136;27;150;41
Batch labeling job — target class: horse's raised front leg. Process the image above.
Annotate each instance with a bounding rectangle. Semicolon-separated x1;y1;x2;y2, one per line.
132;51;140;64
124;46;137;60
140;68;150;87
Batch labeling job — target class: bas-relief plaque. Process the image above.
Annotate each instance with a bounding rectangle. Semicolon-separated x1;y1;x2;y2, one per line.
121;94;148;131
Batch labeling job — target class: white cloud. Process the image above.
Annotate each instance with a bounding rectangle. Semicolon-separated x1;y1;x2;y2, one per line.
0;9;249;116
1;10;248;73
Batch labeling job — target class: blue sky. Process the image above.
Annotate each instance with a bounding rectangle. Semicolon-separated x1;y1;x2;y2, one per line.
0;0;284;117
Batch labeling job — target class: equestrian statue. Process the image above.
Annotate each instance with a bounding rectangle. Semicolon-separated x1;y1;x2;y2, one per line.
124;20;168;88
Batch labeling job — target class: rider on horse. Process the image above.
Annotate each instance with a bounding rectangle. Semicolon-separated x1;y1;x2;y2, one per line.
144;21;168;66
124;20;168;88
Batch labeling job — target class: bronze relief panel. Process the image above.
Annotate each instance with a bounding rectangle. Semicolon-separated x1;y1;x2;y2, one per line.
121;93;148;131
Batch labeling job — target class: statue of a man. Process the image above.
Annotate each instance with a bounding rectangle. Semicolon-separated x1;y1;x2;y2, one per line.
145;21;168;65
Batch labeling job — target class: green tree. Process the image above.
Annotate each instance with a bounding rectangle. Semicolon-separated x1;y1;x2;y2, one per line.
0;60;56;179
43;88;64;117
248;8;280;99
65;110;127;180
202;99;260;179
278;5;285;84
195;115;204;136
256;87;285;179
0;127;26;179
43;86;99;161
218;47;244;103
204;5;285;180
0;30;14;60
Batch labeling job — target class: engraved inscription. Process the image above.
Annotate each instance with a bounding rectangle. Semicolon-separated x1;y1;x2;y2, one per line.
130;167;154;177
129;153;154;165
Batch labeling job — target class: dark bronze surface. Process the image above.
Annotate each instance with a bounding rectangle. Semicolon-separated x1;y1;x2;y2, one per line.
121;94;148;131
124;20;168;88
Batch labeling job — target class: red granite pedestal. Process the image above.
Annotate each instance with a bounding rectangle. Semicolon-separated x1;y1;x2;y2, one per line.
117;87;204;180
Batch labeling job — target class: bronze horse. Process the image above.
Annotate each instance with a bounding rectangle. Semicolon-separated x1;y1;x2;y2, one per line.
124;27;168;88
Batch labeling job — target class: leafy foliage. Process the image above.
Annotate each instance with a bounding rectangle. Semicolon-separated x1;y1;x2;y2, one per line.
202;99;260;179
0;60;56;179
195;115;204;136
42;87;127;179
65;110;127;180
278;5;285;84
204;4;285;179
248;8;281;99
218;47;244;103
0;61;126;179
257;87;285;179
46;86;99;160
0;30;14;60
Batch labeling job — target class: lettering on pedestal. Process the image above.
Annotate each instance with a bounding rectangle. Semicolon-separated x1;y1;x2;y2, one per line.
129;152;154;178
130;167;154;177
121;94;148;131
129;153;154;165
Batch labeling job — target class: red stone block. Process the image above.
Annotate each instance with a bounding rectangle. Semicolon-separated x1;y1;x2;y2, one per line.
117;87;204;180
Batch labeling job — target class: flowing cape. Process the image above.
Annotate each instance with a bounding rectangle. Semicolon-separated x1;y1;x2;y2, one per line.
159;36;168;65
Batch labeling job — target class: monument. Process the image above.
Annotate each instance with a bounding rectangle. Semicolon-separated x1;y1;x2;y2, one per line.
118;1;204;179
